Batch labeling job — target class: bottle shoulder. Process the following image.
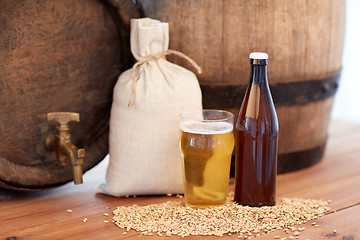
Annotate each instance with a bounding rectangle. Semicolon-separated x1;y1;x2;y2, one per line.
236;87;278;137
237;85;277;120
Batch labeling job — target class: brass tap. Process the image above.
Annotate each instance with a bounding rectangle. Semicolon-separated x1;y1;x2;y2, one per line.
46;112;85;185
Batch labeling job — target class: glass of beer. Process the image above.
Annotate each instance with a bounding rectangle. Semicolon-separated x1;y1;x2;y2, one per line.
179;110;234;208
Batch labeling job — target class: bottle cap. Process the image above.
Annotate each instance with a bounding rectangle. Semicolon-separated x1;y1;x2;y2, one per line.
249;52;268;59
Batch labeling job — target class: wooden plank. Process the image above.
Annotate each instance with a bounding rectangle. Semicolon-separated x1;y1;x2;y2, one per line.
2;194;359;239
277;148;360;196
328;119;360;135
280;174;360;210
258;204;360;239
2;172;359;239
326;125;360;156
1;120;360;239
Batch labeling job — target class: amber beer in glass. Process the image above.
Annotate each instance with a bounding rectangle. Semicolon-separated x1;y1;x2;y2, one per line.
234;52;279;207
179;110;234;208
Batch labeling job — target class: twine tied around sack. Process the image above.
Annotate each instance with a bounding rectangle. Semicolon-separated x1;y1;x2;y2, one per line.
128;50;202;107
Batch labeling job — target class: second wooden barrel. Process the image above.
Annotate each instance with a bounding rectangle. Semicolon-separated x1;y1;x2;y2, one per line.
140;0;346;173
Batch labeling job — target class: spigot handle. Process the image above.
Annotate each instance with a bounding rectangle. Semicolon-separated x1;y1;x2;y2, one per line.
47;112;80;130
47;112;80;125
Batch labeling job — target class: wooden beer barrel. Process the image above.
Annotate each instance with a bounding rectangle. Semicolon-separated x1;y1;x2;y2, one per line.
140;0;346;173
0;0;140;190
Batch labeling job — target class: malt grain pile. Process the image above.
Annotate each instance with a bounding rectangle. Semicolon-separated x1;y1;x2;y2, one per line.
113;198;330;238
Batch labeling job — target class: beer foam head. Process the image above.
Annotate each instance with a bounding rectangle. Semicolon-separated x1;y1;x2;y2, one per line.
181;120;233;135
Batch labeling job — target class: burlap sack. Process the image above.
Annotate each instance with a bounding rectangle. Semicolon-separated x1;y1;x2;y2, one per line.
97;18;202;196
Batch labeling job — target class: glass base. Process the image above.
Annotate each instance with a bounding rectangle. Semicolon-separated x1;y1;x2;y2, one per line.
185;202;226;209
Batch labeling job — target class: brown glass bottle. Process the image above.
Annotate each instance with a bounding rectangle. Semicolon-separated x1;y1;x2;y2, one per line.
234;52;279;207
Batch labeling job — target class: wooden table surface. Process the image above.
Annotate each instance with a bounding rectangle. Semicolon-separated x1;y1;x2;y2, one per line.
1;120;360;240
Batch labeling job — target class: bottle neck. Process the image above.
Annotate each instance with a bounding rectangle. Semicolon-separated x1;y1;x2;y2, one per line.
250;64;268;86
